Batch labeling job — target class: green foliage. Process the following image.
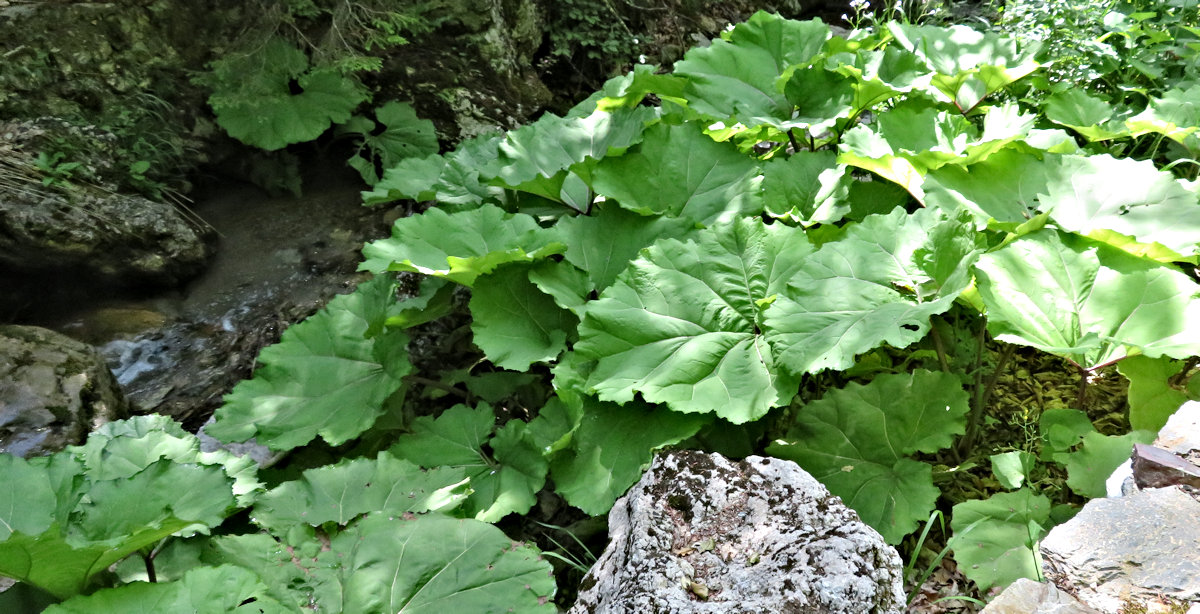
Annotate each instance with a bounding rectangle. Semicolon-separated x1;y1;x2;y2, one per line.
13;7;1200;608
0;416;260;600
768;370;969;543
339;101;439;185
950;489;1050;591
204;37;369;151
205;275;411;450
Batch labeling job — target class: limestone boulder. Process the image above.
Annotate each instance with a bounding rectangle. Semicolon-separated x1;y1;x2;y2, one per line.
0;325;129;457
1040;486;1200;611
570;450;905;614
0;181;212;286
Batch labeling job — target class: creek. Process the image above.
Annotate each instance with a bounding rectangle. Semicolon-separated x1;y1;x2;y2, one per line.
8;158;394;429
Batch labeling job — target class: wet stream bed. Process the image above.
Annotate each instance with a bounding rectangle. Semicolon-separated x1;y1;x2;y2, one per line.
19;160;397;429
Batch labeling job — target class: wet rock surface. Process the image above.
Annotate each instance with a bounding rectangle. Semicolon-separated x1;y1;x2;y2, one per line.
1022;402;1200;613
570;450;905;614
0;325;128;457
0;183;213;289
978;578;1101;614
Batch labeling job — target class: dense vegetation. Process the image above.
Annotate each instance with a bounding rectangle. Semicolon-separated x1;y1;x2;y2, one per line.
3;0;1200;611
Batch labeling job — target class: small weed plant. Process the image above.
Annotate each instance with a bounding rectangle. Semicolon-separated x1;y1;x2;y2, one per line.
4;5;1200;611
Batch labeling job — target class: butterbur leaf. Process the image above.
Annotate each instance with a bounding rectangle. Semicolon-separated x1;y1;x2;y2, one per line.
1127;84;1200;153
207;276;411;450
766;370;969;543
44;565;291;614
922;149;1045;226
365;134;504;207
495;106;656;202
974;229;1200;369
576;217;808;423
207;37;368;151
765;207;982;375
761;150;852;225
0;416;258;600
674;12;830;130
470;264;577;370
1117;356;1192;432
951;488;1050;591
887;23;1039;112
333;513;557;613
550;396;709;515
343;101;439;184
839;102;1031;197
551;203;694;291
360;204;563;285
1042;90;1130;142
390;404;547;522
1057;431;1156;498
591;122;762;225
1036;155;1200;257
251;453;469;530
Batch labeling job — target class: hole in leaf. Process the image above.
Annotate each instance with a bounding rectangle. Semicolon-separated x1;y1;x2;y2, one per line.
901;323;920;332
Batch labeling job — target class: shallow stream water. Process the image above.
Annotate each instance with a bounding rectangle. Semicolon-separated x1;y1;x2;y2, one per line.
13;160;395;427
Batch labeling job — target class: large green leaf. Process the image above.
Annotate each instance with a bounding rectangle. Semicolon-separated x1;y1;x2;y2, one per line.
673;12;830;130
359;205;563;285
0;416;258;600
326;513;555;613
390;404;547;522
575;217;808;423
206;276;411;450
251;453;469;530
1036;155;1200;257
839;102;1033;197
209;514;555;613
926;152;1200;257
1117;356;1195;432
766;370;968;543
591;122;762;225
207;37;368;151
551;203;694;291
887;23;1039;112
974;229;1200;370
765;207;982;375
343;101;439;185
1056;430;1156;498
364;134;504;207
761;150;853;225
1042;89;1130;142
44;565;292;614
951;489;1050;591
1127;84;1200;153
494;106;655;203
922;149;1046;225
549;395;709;515
469;264;577;370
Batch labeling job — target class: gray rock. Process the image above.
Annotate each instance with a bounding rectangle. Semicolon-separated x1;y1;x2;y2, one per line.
1156;401;1200;464
0;325;128;457
570;450;905;614
1132;443;1200;490
980;578;1101;613
1040;486;1200;612
0;183;212;286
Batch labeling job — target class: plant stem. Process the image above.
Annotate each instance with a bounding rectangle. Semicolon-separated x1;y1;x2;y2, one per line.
956;322;994;459
1076;368;1089;410
929;320;951;373
787;128;801;153
403;375;472;401
143;551;157;583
